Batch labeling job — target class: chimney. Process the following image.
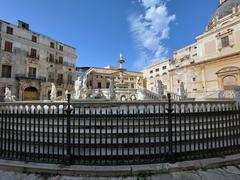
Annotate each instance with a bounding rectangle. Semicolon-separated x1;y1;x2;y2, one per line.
18;20;29;30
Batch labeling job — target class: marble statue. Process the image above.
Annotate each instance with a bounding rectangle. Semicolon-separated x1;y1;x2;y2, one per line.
135;77;141;89
180;82;187;99
120;53;124;60
82;75;87;89
74;77;82;99
108;77;115;100
65;90;69;101
4;87;15;102
50;83;57;102
93;89;105;99
156;80;164;97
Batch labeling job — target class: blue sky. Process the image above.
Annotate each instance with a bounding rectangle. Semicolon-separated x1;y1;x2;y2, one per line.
0;0;218;70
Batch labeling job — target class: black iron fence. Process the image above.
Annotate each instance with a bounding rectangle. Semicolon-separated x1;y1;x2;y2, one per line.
0;94;239;165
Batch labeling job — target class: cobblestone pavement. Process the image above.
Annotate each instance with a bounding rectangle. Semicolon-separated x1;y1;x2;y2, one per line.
1;166;240;180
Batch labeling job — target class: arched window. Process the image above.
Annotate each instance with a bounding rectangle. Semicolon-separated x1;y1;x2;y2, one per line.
223;75;237;90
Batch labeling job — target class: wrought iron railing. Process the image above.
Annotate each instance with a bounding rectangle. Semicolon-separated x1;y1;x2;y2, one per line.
0;95;239;165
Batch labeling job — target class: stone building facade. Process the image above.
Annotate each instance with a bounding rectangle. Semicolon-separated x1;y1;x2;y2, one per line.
80;56;144;90
142;60;170;94
143;0;240;99
0;20;76;101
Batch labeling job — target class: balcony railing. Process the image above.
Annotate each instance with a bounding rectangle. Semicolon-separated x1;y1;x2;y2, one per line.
15;74;46;82
57;79;63;84
27;53;40;60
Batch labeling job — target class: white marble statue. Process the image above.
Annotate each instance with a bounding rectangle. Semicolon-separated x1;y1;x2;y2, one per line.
82;75;87;89
156;80;164;97
74;77;82;99
180;82;187;99
65;90;69;100
50;83;57;102
4;87;15;102
135;77;141;89
108;77;115;100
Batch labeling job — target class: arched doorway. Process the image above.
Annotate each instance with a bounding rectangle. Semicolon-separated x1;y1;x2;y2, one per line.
23;87;39;101
223;75;237;90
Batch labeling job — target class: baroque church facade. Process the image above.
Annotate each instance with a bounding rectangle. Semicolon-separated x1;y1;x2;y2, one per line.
144;0;240;99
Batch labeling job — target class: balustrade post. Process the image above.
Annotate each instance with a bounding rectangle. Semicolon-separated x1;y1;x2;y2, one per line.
65;93;72;165
167;93;174;163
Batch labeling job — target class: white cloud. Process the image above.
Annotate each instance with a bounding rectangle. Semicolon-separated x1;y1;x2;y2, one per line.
129;0;176;69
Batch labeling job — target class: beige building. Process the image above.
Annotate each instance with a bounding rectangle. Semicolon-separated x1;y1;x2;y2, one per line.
144;0;240;99
0;20;77;101
86;57;143;90
142;60;170;93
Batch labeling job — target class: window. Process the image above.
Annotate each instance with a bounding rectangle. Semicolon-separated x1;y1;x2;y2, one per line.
1;65;11;78
162;66;167;70
59;45;63;51
130;78;134;81
97;82;102;89
57;74;63;83
49;53;54;62
57;91;62;97
67;74;72;84
6;26;13;34
177;80;180;83
32;35;37;43
162;72;167;75
48;72;54;82
28;67;37;78
30;48;37;58
131;83;134;88
4;41;12;52
192;77;196;82
156;74;160;77
221;36;229;48
58;56;63;64
150;76;153;78
155;68;159;72
50;42;55;48
150;70;153;74
106;82;110;88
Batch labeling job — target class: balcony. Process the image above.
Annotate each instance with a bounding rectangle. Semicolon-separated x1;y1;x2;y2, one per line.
27;53;40;60
63;62;75;67
0;49;15;62
48;78;55;83
47;57;55;63
57;79;63;84
15;74;46;82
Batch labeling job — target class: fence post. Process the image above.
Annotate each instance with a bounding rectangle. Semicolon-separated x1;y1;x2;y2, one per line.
65;93;72;165
167;93;174;163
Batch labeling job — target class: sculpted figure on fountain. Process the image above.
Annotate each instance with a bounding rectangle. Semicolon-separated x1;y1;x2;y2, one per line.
50;83;57;102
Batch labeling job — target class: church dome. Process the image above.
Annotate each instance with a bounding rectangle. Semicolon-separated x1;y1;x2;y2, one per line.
208;0;240;30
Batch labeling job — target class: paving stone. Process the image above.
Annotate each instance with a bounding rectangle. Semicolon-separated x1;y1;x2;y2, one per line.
2;165;240;180
172;171;201;180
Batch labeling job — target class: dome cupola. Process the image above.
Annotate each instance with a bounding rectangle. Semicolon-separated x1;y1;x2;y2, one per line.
207;0;240;30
